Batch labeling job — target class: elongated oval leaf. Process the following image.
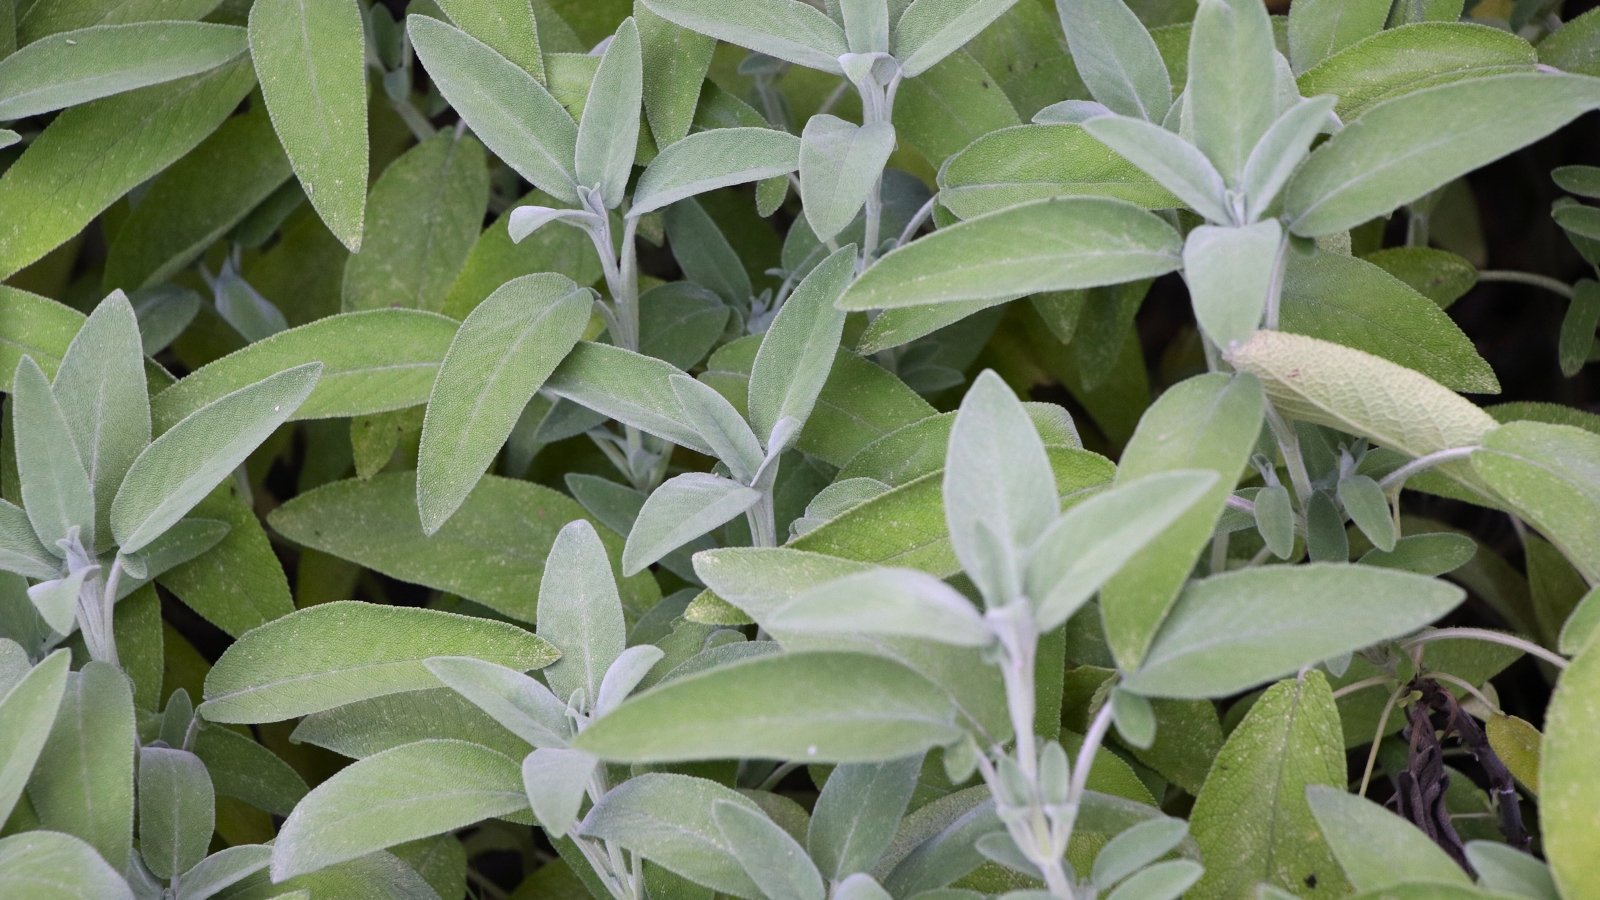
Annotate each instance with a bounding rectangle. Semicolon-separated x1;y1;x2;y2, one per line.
1472;422;1600;584
1056;0;1170;122
112;363;321;554
137;746;214;880
713;800;826;900
250;0;368;250
581;772;767;896
640;0;848;73
544;341;713;455
408;14;580;203
11;356;94;553
937;123;1180;220
272;739;527;880
799;116;897;243
574;17;641;209
769;567;989;646
1305;787;1471;891
894;0;1023;78
537;520;626;711
0;650;69;826
434;0;545;81
837;198;1182;310
1183;220;1282;346
1285;73;1600;237
0;22;246;120
630;127;802;216
27;662;137;872
150;310;457;430
418;274;590;533
623;472;762;575
1187;0;1279;184
0;832;133;900
1287;0;1388;73
1296;22;1536;120
1543;634;1600;896
1080;115;1231;223
575;651;961;763
1123;564;1465;698
748;246;855;444
199;601;558;723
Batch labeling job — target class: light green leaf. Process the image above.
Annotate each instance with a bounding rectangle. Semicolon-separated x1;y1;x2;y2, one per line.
1560;280;1600;378
1226;330;1496;466
1287;0;1389;73
1358;531;1477;576
1487;713;1541;794
137;747;214;881
1026;470;1218;632
1241;95;1338;221
1542;630;1600;897
1305;786;1471;891
545;341;713;455
0;832;133;900
199;601;558;723
835;873;893;900
749;245;855;444
713;800;826;900
174;844;273;900
1464;840;1558;900
418;274;590;533
640;0;848;73
192;724;308;816
671;375;764;483
943;370;1057;603
51;292;150;552
0;286;83;388
538;519;626;710
769;567;989;645
1105;861;1202;900
27;661;136;872
594;644;665;715
1056;0;1169;121
0;21;245;120
11;356;94;552
270;473;659;622
638;5;714;148
574;17;641;209
434;0;545;81
1100;373;1264;670
0;650;68;826
580;772;764;896
1558;584;1600;656
936;124;1180;220
0;501;56;580
25;568;88;635
1188;672;1349;898
1124;564;1465;698
521;747;595;837
1363;246;1479;309
622;473;761;575
1473;422;1600;584
808;756;921;879
1297;23;1536;120
842;0;890;53
630;127;802;217
838;198;1182;310
408;14;579;203
1183;220;1282;346
1187;0;1279;184
1080;116;1231;223
1090;817;1189;891
249;0;368;250
424;656;571;750
157;491;293;639
0;60;255;278
799;116;896;243
1254;483;1295;559
575;651;961;763
150;309;458;430
893;0;1023;77
1278;250;1500;394
1284;73;1600;237
111;363;320;554
271;739;527;881
290;687;527;762
1339;474;1395;552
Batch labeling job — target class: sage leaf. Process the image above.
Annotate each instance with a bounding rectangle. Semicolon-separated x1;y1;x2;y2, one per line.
407;14;580;203
1123;564;1465;698
0;21;245;120
937;123;1179;220
1188;672;1348;898
893;0;1023;78
638;6;714;148
1287;0;1389;73
713;800;826;900
423;656;571;750
1241;95;1338;222
0;650;69;826
580;772;765;896
271;739;527;881
1254;484;1296;559
838;197;1183;310
630;127;803;217
622;473;762;575
574;17;641;210
640;0;848;73
1472;422;1600;583
799;116;896;243
538;520;626;710
1187;0;1280;184
842;0;890;53
111;362;321;554
1284;73;1600;237
417;274;590;533
27;661;136;871
1541;633;1600;893
1080;115;1232;223
1305;786;1471;890
1104;861;1202;900
137;746;214;881
748;245;855;445
544;342;714;455
671;375;765;484
0;501;56;580
808;756;921;879
594;645;666;715
1339;474;1395;552
25;568;88;636
433;0;544;81
768;567;990;646
1183;220;1282;347
521;747;595;837
0;832;133;900
191;724;308;817
1297;23;1536;121
575;651;961;763
199;601;558;723
249;0;368;250
1464;841;1559;900
11;356;94;552
1055;0;1170;122
174;844;272;900
1090;817;1189;891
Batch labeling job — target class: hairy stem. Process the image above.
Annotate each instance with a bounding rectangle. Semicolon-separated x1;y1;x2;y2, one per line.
1477;269;1576;300
1378;446;1479;492
1404;628;1568;670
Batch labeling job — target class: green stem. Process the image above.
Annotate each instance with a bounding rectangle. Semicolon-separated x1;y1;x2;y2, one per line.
1403;628;1568;670
1477;269;1576;300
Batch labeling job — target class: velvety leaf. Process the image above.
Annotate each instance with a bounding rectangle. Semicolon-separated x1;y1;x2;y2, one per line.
638;5;714;148
270;473;659;622
1183;220;1282;346
157;491;293;639
26;661;136;871
544;341;713;455
640;0;848;73
799;116;896;243
713;800;826;900
1124;564;1465;698
0;650;68;827
1188;672;1349;898
175;844;273;900
249;0;368;250
417;274;590;533
1472;422;1600;583
199;601;558;723
748;246;855;444
0;832;133;900
192;724;308;817
808;756;921;879
768;567;989;646
1241;95;1338;222
1287;0;1388;73
893;0;1023;77
1305;786;1471;891
538;519;626;711
623;473;761;575
1464;840;1558;900
573;17;641;209
433;0;545;81
936;124;1179;220
137;746;215;880
1056;0;1170;121
521;747;595;837
580;772;765;896
0;500;55;580
0;286;83;388
0;21;245;120
1187;0;1279;184
838;198;1182;310
1079;116;1230;223
11;356;94;552
575;651;961;763
630;127;802;217
424;656;571;750
1090;817;1189;891
672;375;764;483
1297;22;1536;120
272;740;527;880
1541;616;1600;896
111;363;320;554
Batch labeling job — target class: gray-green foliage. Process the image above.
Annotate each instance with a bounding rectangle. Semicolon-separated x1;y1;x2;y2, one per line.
1;0;1598;896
